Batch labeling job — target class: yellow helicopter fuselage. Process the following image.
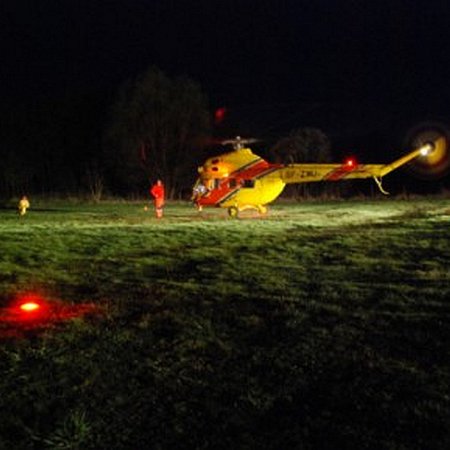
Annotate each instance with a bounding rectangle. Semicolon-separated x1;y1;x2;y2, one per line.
194;147;286;214
193;139;440;216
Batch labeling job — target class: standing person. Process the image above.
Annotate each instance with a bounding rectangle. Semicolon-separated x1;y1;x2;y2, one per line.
18;195;30;217
191;180;209;212
150;179;165;218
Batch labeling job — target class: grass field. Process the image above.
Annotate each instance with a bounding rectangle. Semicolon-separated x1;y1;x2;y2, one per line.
1;197;450;449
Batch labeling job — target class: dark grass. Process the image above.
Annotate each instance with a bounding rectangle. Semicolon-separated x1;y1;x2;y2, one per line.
0;198;449;449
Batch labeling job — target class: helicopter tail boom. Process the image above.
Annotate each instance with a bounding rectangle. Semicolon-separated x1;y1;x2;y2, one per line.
277;141;436;185
377;141;435;177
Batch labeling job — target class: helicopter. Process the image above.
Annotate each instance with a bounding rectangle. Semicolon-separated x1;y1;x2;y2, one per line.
191;133;448;217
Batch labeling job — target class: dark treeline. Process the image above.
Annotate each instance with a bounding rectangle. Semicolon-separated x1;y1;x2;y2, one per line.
0;67;211;201
1;66;449;201
0;88;110;199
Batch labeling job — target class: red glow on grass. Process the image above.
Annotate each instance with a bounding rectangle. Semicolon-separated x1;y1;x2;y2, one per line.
0;293;102;339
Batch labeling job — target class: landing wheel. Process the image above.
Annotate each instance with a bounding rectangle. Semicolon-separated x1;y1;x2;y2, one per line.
228;206;239;218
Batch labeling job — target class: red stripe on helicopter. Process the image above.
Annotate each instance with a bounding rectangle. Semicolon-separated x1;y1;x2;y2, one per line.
230;158;268;177
199;160;280;206
324;166;355;181
229;161;279;182
217;188;240;205
231;157;265;174
217;165;281;205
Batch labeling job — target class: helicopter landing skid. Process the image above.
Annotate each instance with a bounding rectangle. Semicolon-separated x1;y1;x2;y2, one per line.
373;176;389;195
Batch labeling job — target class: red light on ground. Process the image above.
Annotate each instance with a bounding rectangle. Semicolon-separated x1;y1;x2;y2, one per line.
1;294;102;339
7;293;49;323
15;297;47;322
19;302;41;312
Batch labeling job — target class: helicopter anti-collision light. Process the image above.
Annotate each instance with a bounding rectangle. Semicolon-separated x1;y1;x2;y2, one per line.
214;107;227;124
344;157;357;168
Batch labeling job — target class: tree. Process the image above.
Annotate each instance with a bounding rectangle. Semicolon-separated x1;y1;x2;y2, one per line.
104;67;210;198
269;127;331;164
269;127;336;198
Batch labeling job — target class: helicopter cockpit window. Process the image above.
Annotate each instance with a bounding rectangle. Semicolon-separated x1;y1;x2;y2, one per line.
242;179;255;188
213;179;221;189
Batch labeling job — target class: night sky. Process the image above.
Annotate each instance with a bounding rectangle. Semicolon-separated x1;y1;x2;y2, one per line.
2;0;450;146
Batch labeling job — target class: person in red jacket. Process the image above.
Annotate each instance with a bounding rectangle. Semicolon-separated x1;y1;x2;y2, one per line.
150;179;165;218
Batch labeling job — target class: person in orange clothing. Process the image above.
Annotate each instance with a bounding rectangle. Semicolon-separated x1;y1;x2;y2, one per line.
150;179;165;218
